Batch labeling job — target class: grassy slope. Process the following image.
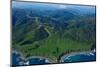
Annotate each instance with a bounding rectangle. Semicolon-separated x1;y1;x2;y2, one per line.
12;8;95;63
13;26;92;62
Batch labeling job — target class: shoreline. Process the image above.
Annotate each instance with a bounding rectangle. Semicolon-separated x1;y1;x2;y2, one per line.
12;50;56;64
12;49;96;65
60;50;96;62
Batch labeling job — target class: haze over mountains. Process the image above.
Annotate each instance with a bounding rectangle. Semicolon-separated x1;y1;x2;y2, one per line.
12;1;95;14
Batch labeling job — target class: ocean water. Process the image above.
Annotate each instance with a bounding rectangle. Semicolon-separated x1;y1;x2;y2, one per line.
12;52;22;65
63;52;96;63
29;58;49;65
12;52;49;66
12;52;96;66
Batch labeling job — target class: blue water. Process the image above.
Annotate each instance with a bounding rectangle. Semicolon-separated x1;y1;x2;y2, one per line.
29;58;49;65
12;52;96;66
12;52;49;66
64;52;96;63
12;52;22;65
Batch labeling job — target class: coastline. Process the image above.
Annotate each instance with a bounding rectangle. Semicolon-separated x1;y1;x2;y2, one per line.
12;49;96;65
60;50;96;62
12;50;56;64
